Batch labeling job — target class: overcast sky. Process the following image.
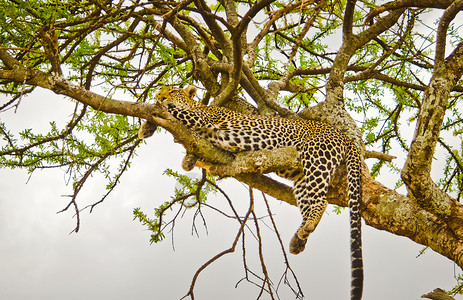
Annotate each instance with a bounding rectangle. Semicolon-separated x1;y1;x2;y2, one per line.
0;86;461;300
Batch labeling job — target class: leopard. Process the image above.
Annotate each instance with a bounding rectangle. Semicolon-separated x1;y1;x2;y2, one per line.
139;85;364;300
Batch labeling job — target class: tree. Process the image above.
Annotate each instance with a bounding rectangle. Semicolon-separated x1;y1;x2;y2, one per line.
1;0;463;298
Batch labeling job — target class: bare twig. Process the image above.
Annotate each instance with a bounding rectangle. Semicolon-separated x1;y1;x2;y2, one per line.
250;188;275;299
181;186;254;300
261;193;304;299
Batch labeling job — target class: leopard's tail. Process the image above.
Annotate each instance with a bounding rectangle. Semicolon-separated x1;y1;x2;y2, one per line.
346;143;363;300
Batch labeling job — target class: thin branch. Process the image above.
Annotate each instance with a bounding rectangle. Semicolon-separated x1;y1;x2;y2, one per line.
262;193;304;299
250;188;275;300
343;0;357;41
438;138;463;175
247;0;316;64
84;137;142;213
235;0;276;37
435;0;463;63
284;0;327;68
181;188;254;300
365;0;454;26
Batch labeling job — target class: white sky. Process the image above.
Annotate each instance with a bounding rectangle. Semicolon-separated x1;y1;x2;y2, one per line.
0;87;461;300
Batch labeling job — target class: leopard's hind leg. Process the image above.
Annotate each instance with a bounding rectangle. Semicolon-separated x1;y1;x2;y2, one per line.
289;155;332;254
289;181;328;254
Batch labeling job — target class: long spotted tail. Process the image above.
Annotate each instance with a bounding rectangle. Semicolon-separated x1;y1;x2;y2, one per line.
346;143;363;300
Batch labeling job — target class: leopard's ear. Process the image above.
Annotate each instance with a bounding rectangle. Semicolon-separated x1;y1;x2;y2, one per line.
185;85;197;99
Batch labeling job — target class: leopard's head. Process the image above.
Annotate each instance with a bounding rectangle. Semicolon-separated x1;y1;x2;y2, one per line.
156;85;198;108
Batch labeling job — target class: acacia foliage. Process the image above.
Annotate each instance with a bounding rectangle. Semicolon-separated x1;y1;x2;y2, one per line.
1;0;463;295
0;0;461;193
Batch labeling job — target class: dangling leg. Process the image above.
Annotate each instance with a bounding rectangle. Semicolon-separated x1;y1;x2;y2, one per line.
289;174;329;254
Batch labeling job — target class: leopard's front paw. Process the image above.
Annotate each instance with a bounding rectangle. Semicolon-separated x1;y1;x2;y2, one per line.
182;153;199;171
138;121;158;139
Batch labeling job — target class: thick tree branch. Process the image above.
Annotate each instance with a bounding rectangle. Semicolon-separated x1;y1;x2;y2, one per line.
0;48;22;69
197;146;301;177
402;42;463;239
365;0;454;26
342;0;357;42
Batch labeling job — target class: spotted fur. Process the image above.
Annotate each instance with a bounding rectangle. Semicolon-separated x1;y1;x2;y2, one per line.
139;86;363;300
